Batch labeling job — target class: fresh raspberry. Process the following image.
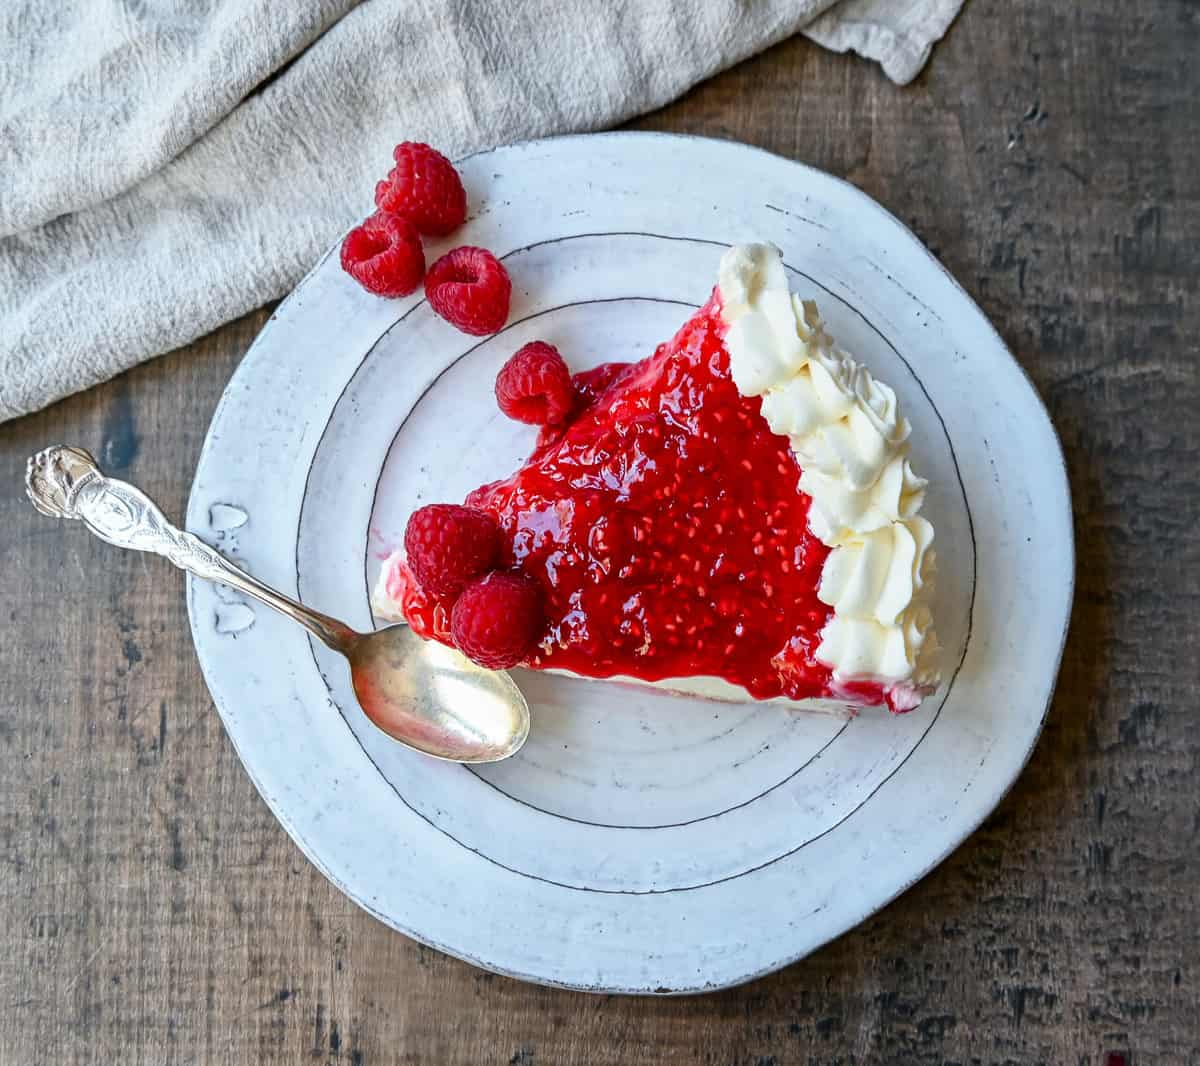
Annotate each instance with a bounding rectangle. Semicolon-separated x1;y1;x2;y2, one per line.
374;142;467;237
495;342;576;425
450;571;544;670
403;504;500;598
425;247;511;335
340;212;424;297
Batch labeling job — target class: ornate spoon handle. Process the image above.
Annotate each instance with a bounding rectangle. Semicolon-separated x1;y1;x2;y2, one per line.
25;446;357;652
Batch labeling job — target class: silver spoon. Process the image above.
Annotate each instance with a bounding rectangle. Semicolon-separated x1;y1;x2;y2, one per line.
25;446;529;763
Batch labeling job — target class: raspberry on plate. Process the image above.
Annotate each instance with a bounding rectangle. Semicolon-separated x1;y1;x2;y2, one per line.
404;503;500;598
340;212;424;298
425;247;511;336
450;571;544;670
495;342;577;426
375;142;467;237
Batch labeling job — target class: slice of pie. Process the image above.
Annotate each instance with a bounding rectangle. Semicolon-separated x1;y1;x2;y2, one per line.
374;244;939;713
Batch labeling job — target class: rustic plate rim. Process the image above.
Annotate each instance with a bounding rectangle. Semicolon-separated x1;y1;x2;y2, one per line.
186;131;1074;994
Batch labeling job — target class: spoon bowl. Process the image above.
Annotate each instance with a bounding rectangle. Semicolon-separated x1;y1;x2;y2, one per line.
348;625;529;762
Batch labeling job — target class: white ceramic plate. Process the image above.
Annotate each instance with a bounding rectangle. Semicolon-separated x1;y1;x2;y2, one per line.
186;133;1072;994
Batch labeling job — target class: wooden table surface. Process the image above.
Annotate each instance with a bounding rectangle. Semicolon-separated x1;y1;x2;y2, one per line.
3;2;1197;1062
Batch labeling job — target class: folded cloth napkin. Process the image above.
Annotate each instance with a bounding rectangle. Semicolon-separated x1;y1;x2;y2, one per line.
0;0;962;422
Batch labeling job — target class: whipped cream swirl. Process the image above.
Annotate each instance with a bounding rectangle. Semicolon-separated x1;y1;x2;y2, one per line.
718;244;940;705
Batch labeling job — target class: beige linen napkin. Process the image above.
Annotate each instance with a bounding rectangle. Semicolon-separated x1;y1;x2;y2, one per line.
0;0;963;422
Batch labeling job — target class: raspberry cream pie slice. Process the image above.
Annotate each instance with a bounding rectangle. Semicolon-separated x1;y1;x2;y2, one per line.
374;244;939;712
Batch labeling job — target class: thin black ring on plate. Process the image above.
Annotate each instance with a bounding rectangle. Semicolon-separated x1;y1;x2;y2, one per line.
301;233;973;887
465;714;852;830
296;230;977;894
361;287;856;831
360;232;960;830
359;232;961;831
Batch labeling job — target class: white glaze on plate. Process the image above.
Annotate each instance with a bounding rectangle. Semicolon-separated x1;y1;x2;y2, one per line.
186;133;1072;994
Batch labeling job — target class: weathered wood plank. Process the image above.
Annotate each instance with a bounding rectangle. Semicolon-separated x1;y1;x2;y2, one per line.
1;0;1196;1061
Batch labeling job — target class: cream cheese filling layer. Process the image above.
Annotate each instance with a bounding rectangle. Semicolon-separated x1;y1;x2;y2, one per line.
718;243;940;697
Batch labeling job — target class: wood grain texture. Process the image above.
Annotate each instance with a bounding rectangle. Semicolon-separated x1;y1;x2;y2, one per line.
1;0;1197;1062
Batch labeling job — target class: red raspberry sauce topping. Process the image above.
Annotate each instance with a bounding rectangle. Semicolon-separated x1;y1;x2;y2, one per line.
397;293;891;705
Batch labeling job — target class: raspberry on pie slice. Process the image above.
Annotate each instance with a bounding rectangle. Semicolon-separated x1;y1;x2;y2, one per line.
374;244;940;713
